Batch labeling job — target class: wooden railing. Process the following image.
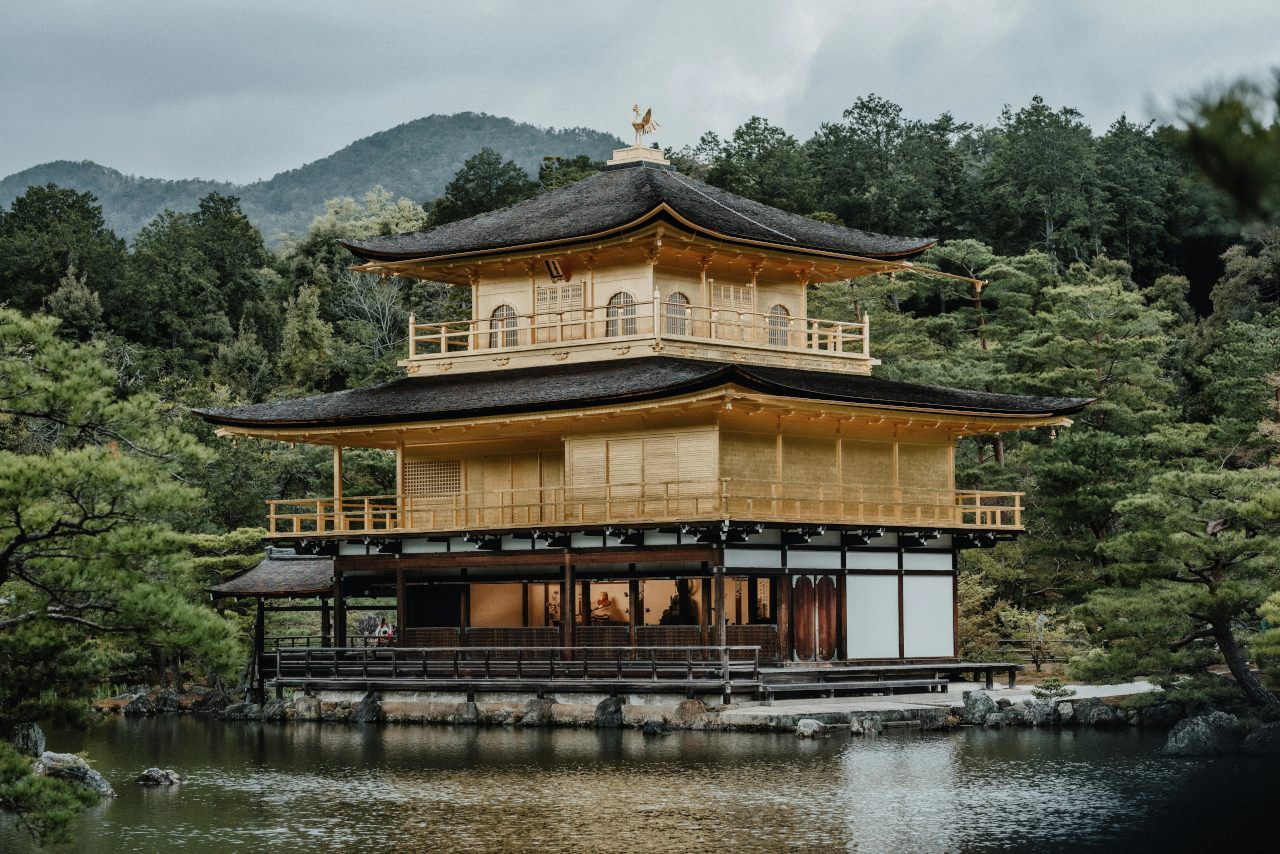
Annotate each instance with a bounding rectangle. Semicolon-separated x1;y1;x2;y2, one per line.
264;645;763;686
407;293;870;360
265;480;1022;535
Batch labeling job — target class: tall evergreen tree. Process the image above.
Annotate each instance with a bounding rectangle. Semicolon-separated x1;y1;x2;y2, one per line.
425;148;538;226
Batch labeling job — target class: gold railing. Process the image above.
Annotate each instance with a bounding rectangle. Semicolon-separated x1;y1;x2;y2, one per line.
407;294;870;359
266;480;1022;535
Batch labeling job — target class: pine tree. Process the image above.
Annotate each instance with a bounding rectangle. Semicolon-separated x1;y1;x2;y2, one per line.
277;285;334;390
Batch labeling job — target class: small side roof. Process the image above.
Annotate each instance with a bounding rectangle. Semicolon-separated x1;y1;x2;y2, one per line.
338;163;935;264
206;555;334;597
194;357;1092;429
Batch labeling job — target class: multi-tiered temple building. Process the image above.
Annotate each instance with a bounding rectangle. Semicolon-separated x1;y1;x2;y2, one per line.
202;139;1089;705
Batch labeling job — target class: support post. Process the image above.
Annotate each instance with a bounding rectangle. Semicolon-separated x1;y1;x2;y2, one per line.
713;568;727;649
522;582;530;628
701;577;712;653
628;578;640;649
254;597;266;705
333;442;344;531
334;574;347;648
396;566;405;641
776;575;792;662
320;597;332;648
836;572;847;662
460;581;471;639
562;556;575;648
581;579;591;630
747;576;759;623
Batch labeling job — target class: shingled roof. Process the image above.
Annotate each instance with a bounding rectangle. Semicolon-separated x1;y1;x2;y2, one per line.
207;555;334;597
339;161;935;263
194;357;1091;429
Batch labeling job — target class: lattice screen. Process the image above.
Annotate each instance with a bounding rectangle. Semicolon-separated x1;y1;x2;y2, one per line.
536;283;584;310
711;283;754;310
404;459;462;497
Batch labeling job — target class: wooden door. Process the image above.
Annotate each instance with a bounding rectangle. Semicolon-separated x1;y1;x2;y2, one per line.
816;576;838;660
792;574;838;662
792;576;815;661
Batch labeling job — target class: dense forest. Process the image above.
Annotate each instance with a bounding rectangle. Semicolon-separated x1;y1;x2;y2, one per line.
0;113;624;243
3;87;1280;838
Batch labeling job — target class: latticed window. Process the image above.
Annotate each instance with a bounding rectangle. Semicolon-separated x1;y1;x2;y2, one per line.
605;291;636;337
488;304;518;348
404;459;461;497
767;304;791;346
711;283;754;311
536;283;584;313
664;292;690;336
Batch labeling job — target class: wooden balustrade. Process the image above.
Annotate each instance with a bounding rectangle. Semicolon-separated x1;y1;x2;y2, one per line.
265;480;1022;535
406;295;870;360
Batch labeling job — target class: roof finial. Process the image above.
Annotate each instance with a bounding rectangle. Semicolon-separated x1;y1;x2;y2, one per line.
631;105;661;147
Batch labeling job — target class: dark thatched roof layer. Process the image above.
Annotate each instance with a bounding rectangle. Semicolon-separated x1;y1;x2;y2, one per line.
207;557;334;597
194;358;1092;429
339;162;935;263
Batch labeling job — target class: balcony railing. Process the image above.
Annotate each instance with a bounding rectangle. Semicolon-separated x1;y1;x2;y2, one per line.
407;294;870;361
265;479;1023;535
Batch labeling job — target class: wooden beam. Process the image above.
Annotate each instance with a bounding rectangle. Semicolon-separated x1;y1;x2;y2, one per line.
337;546;717;572
713;570;726;648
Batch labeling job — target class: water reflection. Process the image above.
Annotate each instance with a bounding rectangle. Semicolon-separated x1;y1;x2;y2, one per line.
3;716;1274;853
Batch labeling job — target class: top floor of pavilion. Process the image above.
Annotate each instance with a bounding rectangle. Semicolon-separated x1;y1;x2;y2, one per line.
339;144;945;378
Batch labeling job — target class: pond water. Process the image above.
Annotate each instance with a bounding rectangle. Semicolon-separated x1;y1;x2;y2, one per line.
3;716;1275;853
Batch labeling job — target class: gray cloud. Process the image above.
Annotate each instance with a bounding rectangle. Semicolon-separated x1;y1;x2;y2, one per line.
4;0;1279;183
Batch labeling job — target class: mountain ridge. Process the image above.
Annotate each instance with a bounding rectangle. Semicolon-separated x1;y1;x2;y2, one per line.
0;112;625;243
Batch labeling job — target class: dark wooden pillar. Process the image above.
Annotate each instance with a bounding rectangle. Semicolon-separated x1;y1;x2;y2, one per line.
628;578;640;645
320;597;332;647
776;575;792;662
734;577;742;626
396;566;405;638
522;583;530;628
581;579;591;628
253;597;266;704
701;577;712;649
562;556;575;647
713;570;727;648
333;574;347;648
747;577;759;623
460;582;471;641
836;573;847;662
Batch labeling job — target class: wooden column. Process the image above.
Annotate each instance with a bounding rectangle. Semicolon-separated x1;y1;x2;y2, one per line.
734;578;742;626
522;583;530;628
747;577;759;623
776;575;792;662
562;556;575;648
253;597;266;704
628;578;640;646
333;442;343;531
836;572;847;661
395;435;406;527
396;566;405;638
701;577;712;648
333;574;346;648
320;597;332;647
713;570;727;649
581;579;592;628
460;581;471;639
898;550;906;660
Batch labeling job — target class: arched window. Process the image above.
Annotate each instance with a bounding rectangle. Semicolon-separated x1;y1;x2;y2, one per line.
606;291;637;337
488;304;518;348
767;304;791;347
664;292;690;336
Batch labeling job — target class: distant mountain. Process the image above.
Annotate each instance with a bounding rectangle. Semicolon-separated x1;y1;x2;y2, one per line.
0;112;625;243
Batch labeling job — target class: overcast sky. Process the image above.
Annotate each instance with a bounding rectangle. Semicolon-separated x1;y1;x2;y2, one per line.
4;0;1280;184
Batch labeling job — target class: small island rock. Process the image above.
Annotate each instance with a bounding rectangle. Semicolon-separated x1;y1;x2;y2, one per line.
795;719;829;738
1162;712;1238;756
136;767;183;786
9;722;45;756
960;691;999;724
153;689;181;713
1240;721;1280;755
40;752;115;798
349;692;382;723
122;695;155;716
594;697;623;728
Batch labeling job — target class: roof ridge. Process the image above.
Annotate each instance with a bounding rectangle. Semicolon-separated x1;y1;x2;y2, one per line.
662;171;798;243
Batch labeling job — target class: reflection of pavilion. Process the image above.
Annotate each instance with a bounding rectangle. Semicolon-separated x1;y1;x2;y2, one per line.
203;141;1086;704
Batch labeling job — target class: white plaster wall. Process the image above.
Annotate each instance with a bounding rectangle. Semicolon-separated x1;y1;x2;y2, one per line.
902;574;955;658
845;551;898;570
902;553;952;571
787;550;841;570
724;548;782;568
846;574;900;659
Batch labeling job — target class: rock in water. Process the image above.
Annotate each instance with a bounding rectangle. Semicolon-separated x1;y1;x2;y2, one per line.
642;719;670;736
122;695;155;716
594;697;623;728
984;712;1008;728
260;699;288;721
219;703;261;720
1241;721;1280;755
349;692;382;723
9;723;45;756
40;752;115;797
1056;702;1075;724
1162;712;1238;756
960;691;999;724
135;767;183;786
294;695;322;721
1074;698;1123;726
1138;701;1186;728
795;719;829;738
1022;701;1057;727
192;692;231;714
153;689;181;713
668;699;707;729
518;698;554;727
